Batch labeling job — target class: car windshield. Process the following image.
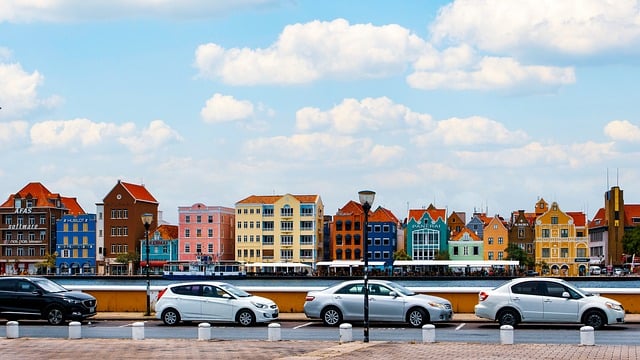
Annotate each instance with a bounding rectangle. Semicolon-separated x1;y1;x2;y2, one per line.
219;283;251;298
32;278;69;293
385;282;416;296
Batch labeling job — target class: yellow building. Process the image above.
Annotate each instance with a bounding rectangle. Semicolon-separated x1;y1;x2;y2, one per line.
235;194;323;274
534;201;589;276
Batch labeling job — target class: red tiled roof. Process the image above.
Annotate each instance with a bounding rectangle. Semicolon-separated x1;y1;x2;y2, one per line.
156;224;178;239
236;194;320;205
408;205;446;222
120;181;158;203
369;206;400;223
1;182;84;214
61;197;85;215
451;227;481;241
624;205;640;226
567;211;587;227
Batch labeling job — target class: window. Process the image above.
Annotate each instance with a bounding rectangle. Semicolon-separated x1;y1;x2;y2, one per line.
263;235;274;245
518;228;525;239
300;235;313;245
473;246;479;256
498;251;503;260
263;221;274;231
280;206;293;217
196;229;202;237
560;248;569;257
300;221;313;230
196;215;202;223
577;248;587;257
185;229;190;238
453;246;459;256
208;215;213;223
263;206;274;217
281;221;293;231
208;243;214;253
542;229;550;238
488;237;494;245
208;229;213;237
4;216;11;225
281;235;293;245
184;244;191;253
488;251;494;260
300;205;313;216
196;243;202;254
542;248;550;257
498;237;503;245
551;216;558;224
561;229;568;238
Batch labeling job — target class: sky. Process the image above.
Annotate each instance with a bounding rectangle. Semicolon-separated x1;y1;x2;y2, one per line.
1;0;640;224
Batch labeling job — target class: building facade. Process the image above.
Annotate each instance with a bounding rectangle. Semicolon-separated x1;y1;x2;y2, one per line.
448;227;483;261
56;213;97;275
368;206;400;269
140;223;179;274
177;203;235;263
483;215;509;261
405;204;448;260
0;182;84;275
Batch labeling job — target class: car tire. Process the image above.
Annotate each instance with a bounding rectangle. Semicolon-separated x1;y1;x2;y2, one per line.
407;308;428;328
583;309;606;330
46;306;65;325
236;309;255;326
161;308;180;326
497;308;520;327
321;306;343;327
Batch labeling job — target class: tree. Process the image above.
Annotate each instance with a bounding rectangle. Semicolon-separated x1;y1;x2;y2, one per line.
393;249;412;260
622;226;640;257
36;252;57;275
435;250;450;260
505;243;533;268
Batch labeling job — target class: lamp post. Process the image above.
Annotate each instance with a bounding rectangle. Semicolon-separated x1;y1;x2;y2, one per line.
358;190;375;343
141;213;153;316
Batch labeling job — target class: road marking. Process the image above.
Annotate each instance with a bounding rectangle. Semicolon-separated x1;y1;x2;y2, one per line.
455;323;466;330
293;322;314;329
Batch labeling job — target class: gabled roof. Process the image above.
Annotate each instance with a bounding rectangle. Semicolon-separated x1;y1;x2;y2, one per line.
334;200;363;216
624;205;640;226
0;182;85;214
588;207;606;228
451;227;481;241
408;204;446;222
156;224;178;240
567;211;587;227
369;206;400;223
118;181;158;204
236;194;320;205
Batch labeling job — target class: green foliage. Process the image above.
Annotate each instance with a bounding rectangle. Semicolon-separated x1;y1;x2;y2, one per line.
622;226;640;256
393;249;412;260
435;250;450;260
505;243;534;267
35;252;57;273
115;252;140;264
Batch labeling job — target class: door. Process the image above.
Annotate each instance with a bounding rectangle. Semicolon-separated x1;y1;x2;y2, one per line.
509;281;544;321
542;282;579;322
15;279;42;316
200;285;234;322
171;284;204;319
368;284;404;322
333;283;365;320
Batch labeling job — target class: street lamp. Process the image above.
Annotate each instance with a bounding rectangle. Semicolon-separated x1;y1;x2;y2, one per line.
141;212;153;316
358;190;375;343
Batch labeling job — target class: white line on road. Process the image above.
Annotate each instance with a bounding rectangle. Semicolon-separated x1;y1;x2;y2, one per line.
455;323;466;330
293;322;314;329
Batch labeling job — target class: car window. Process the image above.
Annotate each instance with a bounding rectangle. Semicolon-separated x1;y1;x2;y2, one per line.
202;285;225;298
0;279;17;291
336;284;363;295
511;281;545;296
171;285;202;297
369;284;392;296
545;283;567;297
16;280;36;293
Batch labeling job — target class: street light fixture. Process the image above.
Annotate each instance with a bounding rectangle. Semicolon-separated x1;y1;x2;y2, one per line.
141;212;153;316
358;190;375;343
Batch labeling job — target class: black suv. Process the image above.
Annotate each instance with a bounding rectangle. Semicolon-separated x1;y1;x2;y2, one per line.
0;277;97;325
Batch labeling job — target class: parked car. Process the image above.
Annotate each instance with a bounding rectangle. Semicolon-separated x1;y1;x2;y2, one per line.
155;281;279;326
524;270;539;277
590;266;602;275
303;279;453;327
0;276;97;325
474;277;625;329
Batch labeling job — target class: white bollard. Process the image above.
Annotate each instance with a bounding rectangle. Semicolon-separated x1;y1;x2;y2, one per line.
268;323;281;341
580;326;595;346
6;321;19;339
132;321;145;340
500;325;514;345
198;322;211;341
422;324;436;343
339;323;352;343
68;321;82;339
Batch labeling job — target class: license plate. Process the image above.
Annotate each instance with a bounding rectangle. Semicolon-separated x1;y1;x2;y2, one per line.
90;307;95;313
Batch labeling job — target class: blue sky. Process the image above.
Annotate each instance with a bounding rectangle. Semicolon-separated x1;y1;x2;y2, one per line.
1;0;640;224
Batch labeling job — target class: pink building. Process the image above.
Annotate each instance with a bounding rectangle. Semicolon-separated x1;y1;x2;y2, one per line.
177;203;235;262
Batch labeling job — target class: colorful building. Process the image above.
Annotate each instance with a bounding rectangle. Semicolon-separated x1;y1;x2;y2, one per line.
177;203;235;263
56;213;97;275
405;204;448;260
483;215;509;261
448;227;483;261
368;206;401;269
140;223;179;274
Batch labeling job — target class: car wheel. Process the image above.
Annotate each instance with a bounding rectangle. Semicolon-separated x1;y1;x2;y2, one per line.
321;306;343;327
161;308;180;326
583;309;606;330
46;306;65;325
497;308;520;327
236;309;255;326
407;308;428;328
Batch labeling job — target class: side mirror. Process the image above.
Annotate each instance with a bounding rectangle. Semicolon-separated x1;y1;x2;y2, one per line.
562;291;571;298
388;291;398;298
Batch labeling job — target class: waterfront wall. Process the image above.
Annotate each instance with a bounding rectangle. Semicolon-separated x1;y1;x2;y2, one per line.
73;285;640;314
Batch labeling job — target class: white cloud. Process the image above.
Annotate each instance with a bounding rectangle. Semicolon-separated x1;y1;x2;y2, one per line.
296;96;433;134
194;18;426;85
119;119;183;154
0;121;28;146
30;118;133;149
201;93;255;123
0;62;44;117
430;0;640;55
0;0;281;23
604;120;640;142
413;116;529;147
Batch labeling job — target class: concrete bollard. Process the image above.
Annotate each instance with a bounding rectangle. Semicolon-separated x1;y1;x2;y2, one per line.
422;324;436;343
132;321;145;340
580;326;595;346
6;321;19;339
339;323;352;343
500;325;514;345
268;323;281;341
198;322;211;341
68;321;82;339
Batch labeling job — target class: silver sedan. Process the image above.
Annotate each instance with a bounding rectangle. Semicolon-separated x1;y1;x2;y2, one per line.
303;279;453;327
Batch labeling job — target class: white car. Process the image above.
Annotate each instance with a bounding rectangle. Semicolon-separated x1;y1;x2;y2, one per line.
155;281;279;326
303;279;453;327
474;277;625;329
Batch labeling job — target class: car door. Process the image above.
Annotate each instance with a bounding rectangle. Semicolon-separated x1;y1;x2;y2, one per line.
0;279;18;314
542;282;579;322
509;281;544;321
200;285;234;322
170;285;204;320
15;279;42;316
368;284;403;322
334;283;365;320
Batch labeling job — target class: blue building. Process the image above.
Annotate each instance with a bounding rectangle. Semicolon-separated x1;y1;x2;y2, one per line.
140;224;179;275
56;214;97;275
368;207;400;271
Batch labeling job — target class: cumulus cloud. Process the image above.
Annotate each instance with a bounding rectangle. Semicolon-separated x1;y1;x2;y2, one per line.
194;18;426;85
0;121;28;146
119;120;183;154
413;116;529;147
430;0;640;55
295;96;433;134
0;0;281;23
201;93;254;123
0;62;45;117
604;120;640;142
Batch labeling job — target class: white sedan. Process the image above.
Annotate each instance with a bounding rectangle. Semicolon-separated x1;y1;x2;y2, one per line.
155;281;279;326
303;279;453;327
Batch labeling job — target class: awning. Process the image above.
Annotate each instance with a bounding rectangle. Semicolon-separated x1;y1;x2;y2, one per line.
316;260;386;268
245;262;311;268
140;261;166;267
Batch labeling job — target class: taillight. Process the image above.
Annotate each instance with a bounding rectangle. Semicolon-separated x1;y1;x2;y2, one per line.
305;295;315;302
478;291;489;301
157;288;168;300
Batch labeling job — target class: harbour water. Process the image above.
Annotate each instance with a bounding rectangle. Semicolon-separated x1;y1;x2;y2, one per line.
51;275;640;289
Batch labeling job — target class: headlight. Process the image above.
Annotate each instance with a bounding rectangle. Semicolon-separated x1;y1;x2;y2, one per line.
606;302;623;311
427;302;446;309
64;298;81;304
251;301;267;309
